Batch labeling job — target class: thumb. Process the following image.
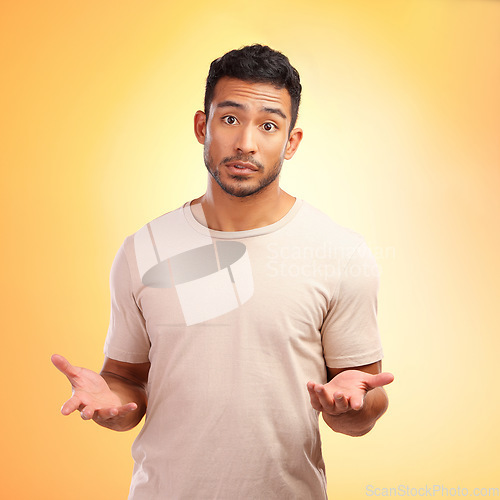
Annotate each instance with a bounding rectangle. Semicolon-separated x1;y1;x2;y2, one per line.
51;354;79;379
366;371;394;390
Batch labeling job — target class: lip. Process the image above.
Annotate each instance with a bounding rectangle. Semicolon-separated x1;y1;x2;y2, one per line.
226;161;259;172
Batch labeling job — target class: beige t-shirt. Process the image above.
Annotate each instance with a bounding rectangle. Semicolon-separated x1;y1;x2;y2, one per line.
105;199;384;500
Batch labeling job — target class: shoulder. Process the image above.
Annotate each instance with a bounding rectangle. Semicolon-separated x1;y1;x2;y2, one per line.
293;200;367;256
126;202;215;280
131;203;188;240
112;203;189;272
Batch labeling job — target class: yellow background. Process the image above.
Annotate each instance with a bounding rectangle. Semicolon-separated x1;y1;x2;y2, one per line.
1;0;499;498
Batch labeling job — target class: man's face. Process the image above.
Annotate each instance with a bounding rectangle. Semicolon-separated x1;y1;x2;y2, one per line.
196;77;300;198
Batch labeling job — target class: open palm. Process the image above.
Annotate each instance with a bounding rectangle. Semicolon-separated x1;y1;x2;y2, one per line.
51;354;137;421
307;369;394;415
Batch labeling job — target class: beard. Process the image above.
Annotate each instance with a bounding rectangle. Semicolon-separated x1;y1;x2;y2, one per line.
203;149;285;198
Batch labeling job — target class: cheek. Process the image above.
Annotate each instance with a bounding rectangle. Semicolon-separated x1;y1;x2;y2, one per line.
209;130;233;153
263;138;288;160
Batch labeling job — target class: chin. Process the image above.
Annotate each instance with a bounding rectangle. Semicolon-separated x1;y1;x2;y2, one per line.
219;182;262;198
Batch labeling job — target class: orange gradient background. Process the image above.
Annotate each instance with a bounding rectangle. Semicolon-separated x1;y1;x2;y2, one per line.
1;1;499;499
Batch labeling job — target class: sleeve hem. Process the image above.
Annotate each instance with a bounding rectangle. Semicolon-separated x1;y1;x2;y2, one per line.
104;344;150;364
325;348;384;369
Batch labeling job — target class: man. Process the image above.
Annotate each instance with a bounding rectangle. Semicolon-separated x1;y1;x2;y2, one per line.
52;44;394;499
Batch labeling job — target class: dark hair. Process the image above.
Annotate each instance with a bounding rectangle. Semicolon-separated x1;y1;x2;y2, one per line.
204;44;302;131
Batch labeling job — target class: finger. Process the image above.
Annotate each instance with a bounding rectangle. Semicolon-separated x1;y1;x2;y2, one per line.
307;383;324;412
366;372;395;390
61;395;83;416
349;393;365;411
80;405;95;420
333;392;349;413
95;403;138;421
51;354;80;380
314;385;335;412
306;381;321;396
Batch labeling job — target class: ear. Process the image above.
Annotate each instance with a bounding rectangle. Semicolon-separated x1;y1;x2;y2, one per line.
194;110;207;145
284;128;303;160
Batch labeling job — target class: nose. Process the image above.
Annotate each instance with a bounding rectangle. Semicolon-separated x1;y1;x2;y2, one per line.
235;125;257;155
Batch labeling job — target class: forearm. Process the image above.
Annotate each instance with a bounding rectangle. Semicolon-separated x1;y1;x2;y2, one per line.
99;372;148;431
322;386;389;437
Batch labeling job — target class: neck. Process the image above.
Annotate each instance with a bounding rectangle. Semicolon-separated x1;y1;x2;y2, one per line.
191;176;295;232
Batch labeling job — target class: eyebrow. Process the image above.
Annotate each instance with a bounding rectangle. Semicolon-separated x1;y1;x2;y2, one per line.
217;100;287;120
262;106;287;120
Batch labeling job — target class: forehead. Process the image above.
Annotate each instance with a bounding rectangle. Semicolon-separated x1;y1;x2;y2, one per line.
210;77;292;114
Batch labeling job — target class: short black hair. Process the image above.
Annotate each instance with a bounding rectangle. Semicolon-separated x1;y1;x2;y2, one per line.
204;44;302;131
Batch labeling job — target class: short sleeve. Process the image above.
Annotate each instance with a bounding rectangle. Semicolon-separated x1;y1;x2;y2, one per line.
321;240;384;369
104;238;151;363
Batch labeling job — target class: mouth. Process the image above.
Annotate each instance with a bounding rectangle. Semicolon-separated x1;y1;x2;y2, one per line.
225;161;259;175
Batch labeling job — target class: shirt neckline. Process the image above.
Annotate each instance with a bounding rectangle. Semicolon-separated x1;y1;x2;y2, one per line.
182;198;303;239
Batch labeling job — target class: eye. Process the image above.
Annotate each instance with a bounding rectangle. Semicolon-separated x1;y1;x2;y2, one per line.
262;122;277;132
222;115;238;125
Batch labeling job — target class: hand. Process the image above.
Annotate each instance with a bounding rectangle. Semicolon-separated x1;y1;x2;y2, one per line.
51;354;138;426
307;369;394;416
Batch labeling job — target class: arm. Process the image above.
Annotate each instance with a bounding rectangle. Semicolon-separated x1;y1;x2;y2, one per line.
307;361;393;437
98;356;150;431
52;354;150;432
